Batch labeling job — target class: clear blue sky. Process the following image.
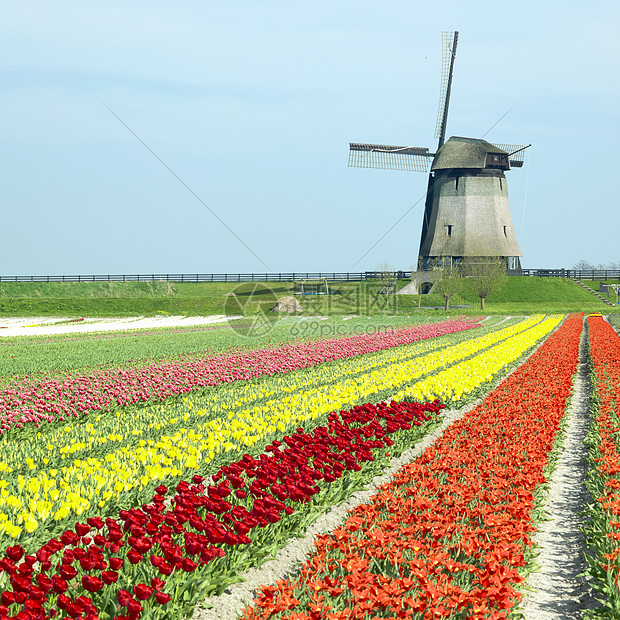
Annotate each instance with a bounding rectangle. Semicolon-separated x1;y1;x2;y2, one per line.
2;1;618;275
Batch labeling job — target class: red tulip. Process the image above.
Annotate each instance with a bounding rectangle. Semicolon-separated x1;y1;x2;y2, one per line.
155;591;172;605
51;575;69;594
101;570;118;585
59;564;77;581
57;594;72;610
150;576;166;591
6;545;24;563
180;557;197;572
134;583;155;600
117;589;133;607
86;516;105;530
127;548;143;565
81;575;104;593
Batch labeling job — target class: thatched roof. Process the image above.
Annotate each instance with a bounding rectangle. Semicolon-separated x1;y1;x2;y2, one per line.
432;137;508;171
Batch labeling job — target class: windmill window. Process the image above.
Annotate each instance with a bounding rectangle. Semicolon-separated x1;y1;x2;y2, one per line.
455;177;459;191
486;153;508;168
503;226;508;237
499;177;503;191
445;225;453;237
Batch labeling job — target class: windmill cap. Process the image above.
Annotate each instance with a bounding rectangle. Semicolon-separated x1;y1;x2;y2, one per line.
431;136;510;171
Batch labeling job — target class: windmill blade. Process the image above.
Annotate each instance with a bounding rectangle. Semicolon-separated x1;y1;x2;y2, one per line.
348;143;433;172
491;143;529;167
434;31;459;148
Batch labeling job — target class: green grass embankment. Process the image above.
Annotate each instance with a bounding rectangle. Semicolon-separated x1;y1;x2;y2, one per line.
0;282;268;317
0;276;612;317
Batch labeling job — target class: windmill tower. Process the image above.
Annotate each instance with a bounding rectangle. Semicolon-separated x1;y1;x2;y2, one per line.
348;31;529;272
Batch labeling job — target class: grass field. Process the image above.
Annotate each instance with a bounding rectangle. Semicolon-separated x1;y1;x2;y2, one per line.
0;276;612;317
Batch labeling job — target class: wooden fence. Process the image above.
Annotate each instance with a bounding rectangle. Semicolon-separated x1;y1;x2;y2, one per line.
1;269;619;283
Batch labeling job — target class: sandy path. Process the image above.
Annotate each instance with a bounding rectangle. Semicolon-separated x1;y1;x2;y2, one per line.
519;323;597;618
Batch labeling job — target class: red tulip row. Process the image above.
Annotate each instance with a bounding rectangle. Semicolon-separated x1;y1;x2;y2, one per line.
241;314;584;619
583;315;620;613
0;319;476;433
0;398;444;619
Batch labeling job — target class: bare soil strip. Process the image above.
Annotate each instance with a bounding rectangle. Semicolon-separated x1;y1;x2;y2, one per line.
520;327;597;618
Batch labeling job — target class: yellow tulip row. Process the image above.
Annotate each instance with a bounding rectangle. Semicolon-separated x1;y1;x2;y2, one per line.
393;314;562;402
0;316;553;546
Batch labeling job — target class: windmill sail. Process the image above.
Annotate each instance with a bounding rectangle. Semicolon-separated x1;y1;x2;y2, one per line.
348;143;433;172
434;31;459;148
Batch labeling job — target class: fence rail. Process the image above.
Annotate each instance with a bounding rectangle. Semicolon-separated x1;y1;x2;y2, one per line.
1;269;619;283
518;269;620;280
0;272;372;283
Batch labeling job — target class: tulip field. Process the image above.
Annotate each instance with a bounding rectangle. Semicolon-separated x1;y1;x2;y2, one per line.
0;312;619;619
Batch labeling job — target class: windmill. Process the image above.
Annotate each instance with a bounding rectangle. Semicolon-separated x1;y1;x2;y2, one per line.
348;31;529;272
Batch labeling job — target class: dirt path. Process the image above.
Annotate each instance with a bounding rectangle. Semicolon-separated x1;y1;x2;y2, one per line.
519;324;597;618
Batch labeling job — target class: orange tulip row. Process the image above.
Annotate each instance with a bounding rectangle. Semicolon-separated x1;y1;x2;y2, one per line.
241;314;584;619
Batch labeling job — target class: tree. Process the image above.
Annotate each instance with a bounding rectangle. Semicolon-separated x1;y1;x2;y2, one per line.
573;259;595;270
573;259;620;271
374;262;396;283
433;263;462;311
465;257;506;311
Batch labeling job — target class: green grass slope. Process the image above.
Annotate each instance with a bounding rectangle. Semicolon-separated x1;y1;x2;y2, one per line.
0;276;612;317
456;276;611;314
393;276;611;314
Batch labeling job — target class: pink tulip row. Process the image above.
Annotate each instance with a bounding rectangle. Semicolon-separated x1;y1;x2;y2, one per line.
0;319;479;433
